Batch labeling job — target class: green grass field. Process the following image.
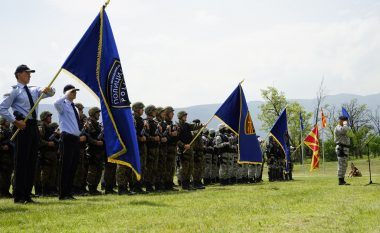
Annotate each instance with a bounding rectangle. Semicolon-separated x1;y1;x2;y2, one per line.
1;157;379;233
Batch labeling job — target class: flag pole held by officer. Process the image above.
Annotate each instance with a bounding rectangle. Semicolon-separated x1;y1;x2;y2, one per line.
0;64;56;204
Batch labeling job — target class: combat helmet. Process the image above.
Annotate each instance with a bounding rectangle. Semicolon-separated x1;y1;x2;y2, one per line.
145;105;156;116
156;107;164;115
177;111;187;119
75;103;84;110
88;107;101;117
132;102;145;112
40;111;52;121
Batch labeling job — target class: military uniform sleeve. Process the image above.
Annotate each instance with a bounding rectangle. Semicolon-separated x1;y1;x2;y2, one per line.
86;124;99;145
39;125;49;148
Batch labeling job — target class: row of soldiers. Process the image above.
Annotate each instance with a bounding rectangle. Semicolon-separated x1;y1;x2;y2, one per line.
0;102;294;198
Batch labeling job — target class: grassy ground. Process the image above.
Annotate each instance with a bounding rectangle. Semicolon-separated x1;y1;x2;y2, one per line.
1;158;379;233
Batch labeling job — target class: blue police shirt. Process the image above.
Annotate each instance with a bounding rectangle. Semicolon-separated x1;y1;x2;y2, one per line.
54;96;81;136
0;82;55;122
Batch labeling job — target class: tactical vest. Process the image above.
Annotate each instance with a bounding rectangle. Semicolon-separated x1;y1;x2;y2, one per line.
146;118;159;147
178;122;193;144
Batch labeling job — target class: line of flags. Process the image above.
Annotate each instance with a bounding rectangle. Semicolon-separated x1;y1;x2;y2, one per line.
53;3;354;178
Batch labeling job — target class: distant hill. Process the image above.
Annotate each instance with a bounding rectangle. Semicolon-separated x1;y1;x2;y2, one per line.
38;93;380;137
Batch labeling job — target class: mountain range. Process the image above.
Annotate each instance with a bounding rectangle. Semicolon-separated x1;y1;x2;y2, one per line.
38;93;380;137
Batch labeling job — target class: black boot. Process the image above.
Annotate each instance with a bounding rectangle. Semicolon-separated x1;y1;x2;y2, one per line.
165;182;179;191
132;182;147;194
118;186;128;195
88;185;102;195
194;180;205;189
145;183;154;193
339;178;350;185
105;185;117;195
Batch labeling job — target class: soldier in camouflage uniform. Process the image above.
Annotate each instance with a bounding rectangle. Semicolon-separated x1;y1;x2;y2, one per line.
155;107;169;191
116;102;145;195
163;106;179;191
192;119;205;189
73;103;89;195
202;128;213;185
177;111;202;190
266;136;277;182
334;116;351;185
209;129;219;184
0;117;13;198
85;107;104;195
229;133;238;185
144;105;160;192
38;111;58;196
215;124;233;185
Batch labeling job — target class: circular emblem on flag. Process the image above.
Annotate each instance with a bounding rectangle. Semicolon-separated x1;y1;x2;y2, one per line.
106;59;131;108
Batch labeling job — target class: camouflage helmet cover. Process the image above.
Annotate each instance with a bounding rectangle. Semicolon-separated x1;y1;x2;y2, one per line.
177;111;187;119
145;105;157;116
88;107;101;117
40;111;52;121
132;102;145;112
164;106;174;114
156;107;164;115
75;103;84;110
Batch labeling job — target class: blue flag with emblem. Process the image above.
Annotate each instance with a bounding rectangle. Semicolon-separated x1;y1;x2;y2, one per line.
61;7;141;180
269;108;291;172
214;84;262;163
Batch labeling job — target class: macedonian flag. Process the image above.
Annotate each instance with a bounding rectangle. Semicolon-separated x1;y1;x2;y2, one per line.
304;125;320;171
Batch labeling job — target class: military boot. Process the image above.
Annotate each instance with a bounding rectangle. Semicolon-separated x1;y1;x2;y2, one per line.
194;180;205;189
132;182;147;194
165;182;179;191
88;185;102;195
339;178;350;185
105;185;117;195
118;186;128;195
145;182;154;193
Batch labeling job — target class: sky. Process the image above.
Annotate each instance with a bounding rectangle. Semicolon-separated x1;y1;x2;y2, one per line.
1;0;379;108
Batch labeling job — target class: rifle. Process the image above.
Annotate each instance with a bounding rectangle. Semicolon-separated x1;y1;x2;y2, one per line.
97;123;104;141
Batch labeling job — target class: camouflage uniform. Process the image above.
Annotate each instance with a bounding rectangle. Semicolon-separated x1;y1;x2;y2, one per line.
202;129;214;185
192;120;205;189
164;106;179;191
155;107;167;191
38;111;58;196
85;107;104;195
144;105;160;192
215;125;233;185
334;117;351;185
0;118;14;197
117;102;147;195
177;111;202;190
229;134;238;184
210;131;219;183
73;103;89;195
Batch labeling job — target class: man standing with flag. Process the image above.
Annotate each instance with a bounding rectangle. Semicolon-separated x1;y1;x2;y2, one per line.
0;65;55;204
334;115;351;185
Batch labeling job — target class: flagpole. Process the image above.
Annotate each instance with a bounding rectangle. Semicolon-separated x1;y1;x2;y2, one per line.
11;68;63;141
322;127;325;175
300;123;305;175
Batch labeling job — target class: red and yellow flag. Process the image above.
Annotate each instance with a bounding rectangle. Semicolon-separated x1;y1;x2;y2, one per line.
304;126;320;171
321;109;327;128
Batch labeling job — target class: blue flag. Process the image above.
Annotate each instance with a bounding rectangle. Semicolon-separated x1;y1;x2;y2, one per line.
61;7;141;180
269;108;291;172
299;112;304;131
342;107;350;119
214;84;262;164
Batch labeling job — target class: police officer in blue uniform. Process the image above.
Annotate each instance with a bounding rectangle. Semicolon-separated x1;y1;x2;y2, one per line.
0;64;55;204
